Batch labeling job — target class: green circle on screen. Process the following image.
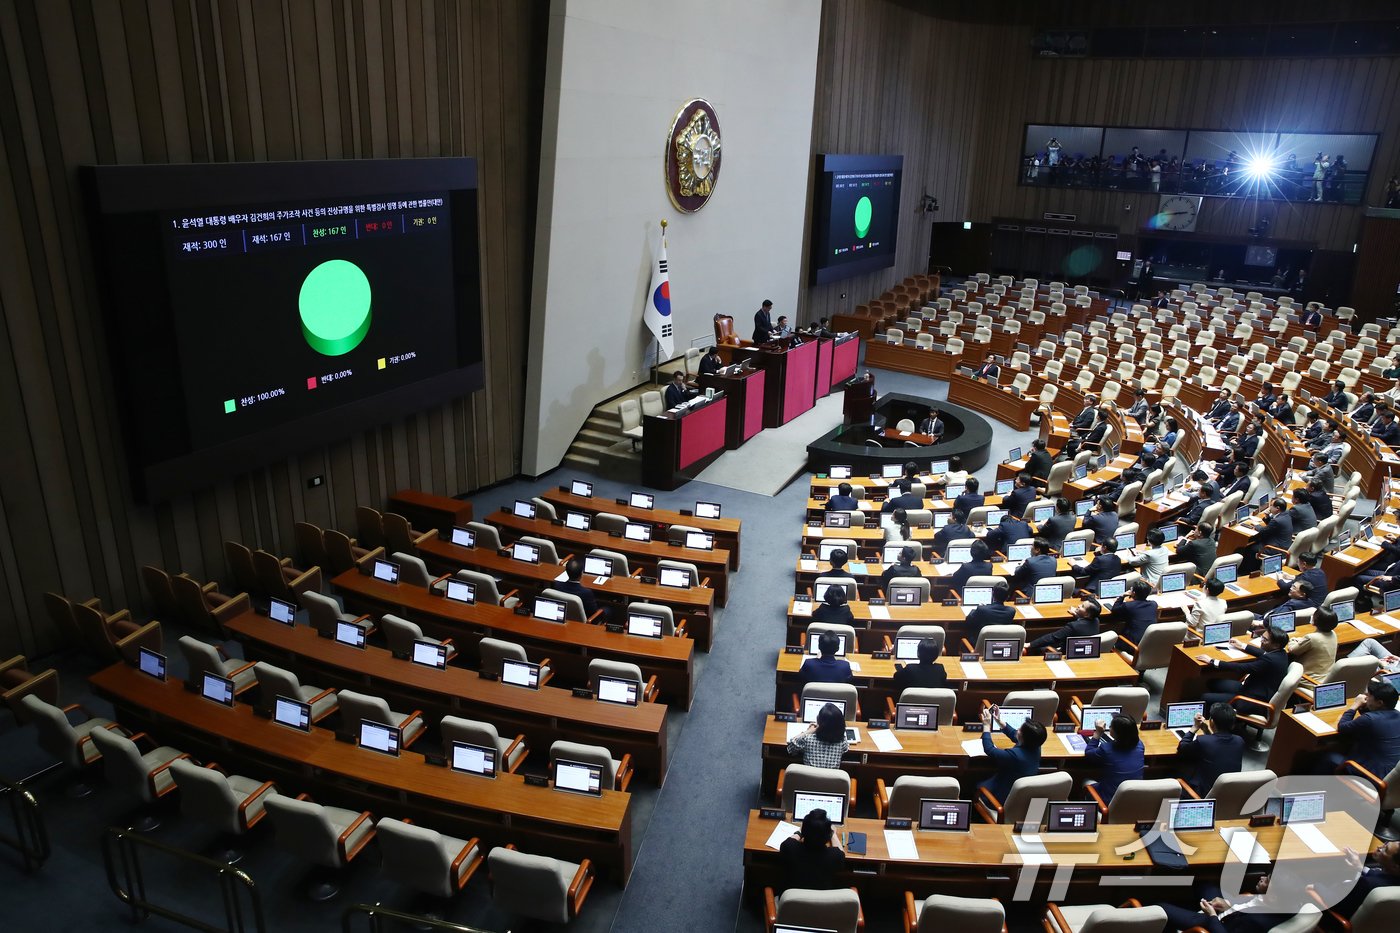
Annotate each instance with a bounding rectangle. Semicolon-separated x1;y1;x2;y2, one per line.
299;259;372;356
854;196;873;239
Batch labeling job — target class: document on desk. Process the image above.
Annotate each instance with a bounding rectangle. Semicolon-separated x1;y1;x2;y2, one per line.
1013;835;1052;864
961;738;988;758
790;601;812;617
554;570;569;582
1057;732;1087;755
1371;614;1400;632
1046;660;1075;679
1222;827;1271;865
1335;553;1362;565
1349;618;1380;636
764;821;801;850
868;605;891;620
1288;822;1339;854
870;728;903;752
961;662;987;680
1292;712;1336;735
1018;605;1043;620
849;562;869;574
1218;648;1251;660
785;722;807;741
883;829;919;860
962;606;979;618
799;559;818;572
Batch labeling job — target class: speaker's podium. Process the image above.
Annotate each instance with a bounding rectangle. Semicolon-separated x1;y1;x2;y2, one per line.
641;392;729;490
842;372;876;426
734;335;818;428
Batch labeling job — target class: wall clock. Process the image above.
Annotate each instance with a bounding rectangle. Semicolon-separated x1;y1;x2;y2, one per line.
1155;194;1202;232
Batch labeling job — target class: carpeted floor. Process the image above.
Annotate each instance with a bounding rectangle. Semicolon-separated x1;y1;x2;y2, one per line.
695;393;846;496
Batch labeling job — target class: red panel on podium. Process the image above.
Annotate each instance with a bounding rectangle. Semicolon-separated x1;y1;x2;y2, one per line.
831;334;858;384
782;339;818;422
744;373;764;440
678;398;728;469
815;339;834;397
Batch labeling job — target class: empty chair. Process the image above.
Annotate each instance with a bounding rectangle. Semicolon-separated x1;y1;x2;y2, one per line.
967;624;1028;658
549;740;633;792
478;637;552;684
874;775;960;819
1297;656;1379;705
976;770;1072;824
586;548;630;577
178;636;258;696
64;596;162;665
379;613;454;662
452;569;519;607
20;694;119;795
88;727;189;832
764;888;864;933
376;818;483;914
905;894;1005;933
1187;769;1278;820
589;658;658;703
389;550;432;586
1233;662;1305;750
489;846;595;924
252;549;321;603
618;399;644;447
299;590;365;639
998;689;1059;727
639;390;664;417
1091;777;1180;824
168;758;278;863
253;662;338;723
886;687;958;727
262;794;376;900
1043;902;1167;933
1117;621;1187;681
382;512;433;556
322;530;377;576
1;656;59;721
140;564;181;620
336;689;426;747
629;601;680;636
441;716;527;773
171;573;234;633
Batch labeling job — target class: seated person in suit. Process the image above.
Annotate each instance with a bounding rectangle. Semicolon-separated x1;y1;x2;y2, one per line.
1124;528;1170;586
1027;598;1101;654
1270;393;1293;423
968;581;1016;637
949;540;993;596
952;476;985;517
930;510;972;559
772;315;793;339
1222;461;1251;498
1349;538;1400;594
1071;395;1099;432
881;479;922;513
1176;702;1245;797
1024;440;1053;483
1075;538;1123;593
1009;537;1057;595
1284;551;1326;604
1111;580;1160;645
879;544;920;594
823;548;856;581
892;637;948;692
1285;604;1337;682
812;584;855;625
1320;430;1347;466
1304;452;1336;493
1268;578;1317;616
1126;389;1150;423
1207;390;1233;421
1353;390;1378;424
1324;379;1350;410
977;705;1047;804
1307;420;1337;451
1323;842;1400;921
1371;413;1400;445
824;482;858;512
1304;476;1333;521
1037;497;1077;550
1179;485;1218;528
1316;681;1400;779
663;370;695;408
1301;410;1325;445
1201;625;1291;714
1286;487;1318;532
786;702;849;769
1187;577;1229;630
1240;498;1293;573
778;809;846;892
1084;497;1119;545
1177;522;1218;580
1216;401;1243;435
556;558;600;618
798;632;852;686
1082;410;1110;448
1153;874;1294;933
1083;713;1145;803
916;408;945;440
698;345;724;376
988;511;1033;558
1226;420;1262;464
1002;472;1038;520
972;351;1000;382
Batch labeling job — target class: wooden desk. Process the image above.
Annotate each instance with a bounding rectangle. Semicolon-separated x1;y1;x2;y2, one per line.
90;663;635;881
387;489;472;532
881;428;937;446
861;340;960;380
697;365;765;448
735;338;820;427
641;394;729;491
539;488;741;570
331;570;697;709
488;511;731;606
947;372;1037;431
416;537;717;650
1266;705;1350;775
224;610;669;780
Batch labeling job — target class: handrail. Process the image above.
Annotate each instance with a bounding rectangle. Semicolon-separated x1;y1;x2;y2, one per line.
0;776;49;870
342;903;494;933
101;826;266;933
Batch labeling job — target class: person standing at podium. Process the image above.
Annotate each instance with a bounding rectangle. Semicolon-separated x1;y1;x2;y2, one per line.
753;299;774;343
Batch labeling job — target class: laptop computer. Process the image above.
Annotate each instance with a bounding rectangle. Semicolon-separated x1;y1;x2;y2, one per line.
1006;543;1033;561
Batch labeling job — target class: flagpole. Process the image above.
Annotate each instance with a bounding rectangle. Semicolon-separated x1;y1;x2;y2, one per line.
653;218;668;384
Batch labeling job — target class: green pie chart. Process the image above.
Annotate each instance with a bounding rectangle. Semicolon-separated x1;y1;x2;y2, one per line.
854;196;873;239
299;259;372;356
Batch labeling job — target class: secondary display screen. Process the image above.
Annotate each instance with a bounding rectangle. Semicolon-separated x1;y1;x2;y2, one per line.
86;159;484;500
810;154;904;285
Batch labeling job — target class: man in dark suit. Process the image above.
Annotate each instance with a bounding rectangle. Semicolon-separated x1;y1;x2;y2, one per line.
1240;498;1292;573
1201;625;1291;712
1083;497;1119;545
1176;702;1245;797
988;513;1033;557
1024;441;1053;483
1179;485;1217;528
1305;476;1333;521
1155;876;1293;933
1082;412;1110;449
698;346;724;376
1003;473;1038;521
1228;421;1261;464
1270;394;1293;423
1176;523;1218;579
1353;391;1377;424
1071;396;1098;431
1324;380;1349;410
952;477;984;517
1286;487;1317;532
916;408;944;440
967;582;1016;637
1322;681;1400;779
1270;579;1316;615
1075;539;1123;593
977;705;1046;804
1223;461;1251;498
972;352;1000;382
1192;469;1222;503
1284;552;1327;604
812;585;855;626
930;510;972;559
1217;402;1242;435
824;482;858;512
1037;497;1077;550
881;479;922;514
1348;538;1400;592
1126;389;1150;423
557;558;600;618
1301;411;1325;445
949;541;993;596
1009;538;1057;595
1324;841;1400;920
752;299;774;343
663;371;695;408
1302;305;1324;328
1111;581;1159;646
891;638;948;693
1374;411;1400;447
1027;599;1101;654
799;632;853;686
823;549;857;582
1206;390;1233;422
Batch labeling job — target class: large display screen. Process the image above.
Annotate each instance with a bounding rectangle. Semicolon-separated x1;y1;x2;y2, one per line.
810;153;903;285
86;159;484;500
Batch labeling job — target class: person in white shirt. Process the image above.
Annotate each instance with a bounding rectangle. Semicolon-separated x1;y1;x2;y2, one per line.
1124;528;1169;586
1187;577;1228;629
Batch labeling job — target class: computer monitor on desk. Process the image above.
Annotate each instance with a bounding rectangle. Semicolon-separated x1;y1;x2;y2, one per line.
501;659;541;689
511;542;540;564
201;672;235;707
1044;801;1099;837
137;647;166;681
584;555;613;578
627;613;664;639
570;479;593;498
695;501;722;519
596;675;641;706
806;632;849;656
629;492;654;510
1169;799;1217;832
444;579;476;605
1065;636;1101;659
273;696;311;732
895;703;940;730
450;741;496;778
802;697;848;722
335;620;367;649
1061;538;1087;558
889;584;924;606
792;790;847;825
1312;681;1347;711
268;597;296;625
512;499;536;519
659;567;692;589
450;526;476;548
997;706;1033;732
533;597;567;623
553;758;604;796
372;559;400;583
963;585;993;607
411;640;448;669
358;719;401;757
1097;578;1127;600
1006;543;1033;562
565;511;592;531
918;799;971;831
623;521;652;542
946;545;972;565
1216;561;1241;583
984;638;1022;661
1202;621;1232;646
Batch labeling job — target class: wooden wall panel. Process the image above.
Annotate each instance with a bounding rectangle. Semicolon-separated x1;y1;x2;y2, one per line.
0;0;545;657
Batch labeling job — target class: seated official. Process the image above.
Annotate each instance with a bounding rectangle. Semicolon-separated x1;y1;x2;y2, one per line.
1348;638;1400;674
1216;401;1243;435
663;370;696;408
952;476;984;516
1300;411;1324;445
949;541;993;596
989;511;1033;557
1176;523;1218;580
786;702;849;770
971;351;1000;382
977;705;1047;804
1071;396;1098;432
771;315;793;339
1206;390;1233;421
1353;391;1378;424
1126;389;1150;423
1037;497;1077;550
1304;452;1335;493
930;510;972;559
1324;379;1349;410
1319;430;1346;465
1024;440;1053;483
968;581;1016;637
1284;552;1326;605
1083;713;1145;804
1026;599;1101;654
1075;538;1123;592
1201;625;1291;713
1186;577;1229;630
1002;472;1038;521
1268;579;1318;616
1324;842;1400;920
1348;539;1400;594
799;632;853;686
698;345;724;376
1154;875;1293;933
916;408;945;440
1377;412;1400;448
1286;605;1338;682
1009;538;1057;595
1177;702;1245;797
778;810;845;892
1239;499;1292;574
880;507;912;544
891;637;948;692
823;548;856;581
1124;528;1170;586
557;558;600;618
1111;581;1160;646
1081;409;1111;449
1225;421;1261;464
881;479;922;513
880;544;920;594
1222;461;1251;498
1316;681;1400;779
1304;476;1333;521
1178;485;1217;528
823;482;858;512
812;585;855;626
1083;497;1119;547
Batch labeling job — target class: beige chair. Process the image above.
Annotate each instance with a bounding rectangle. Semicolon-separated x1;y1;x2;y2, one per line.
885;687;958;725
538;587;595;623
1043;901;1167;933
886;625;946;660
763;887;864;933
465;521;502;551
170;574;236;634
20;694;120;794
140;564;182;621
452;569;519;608
336;689;426;748
657;558;704;588
629;601;680;637
905;893;1005;933
1088;778;1180;824
1233;661;1305;750
88;727;189;832
168;759;278;863
976;770;1072;824
1184;769;1278;820
586;548;630;577
376;817;483;907
799;682;861;721
293;522;329;571
1117;621;1187;682
778;763;856;813
262;794;376;901
874;774;960;819
440;715;527;773
588;658;658;703
965;624;1028;658
389;551;433;587
477;637;552;685
487;845;593;924
520;534;561;565
1071;686;1149;725
298;590;366;639
619;399;643;447
379;613;454;662
178;636;258;696
63;596;161;665
549;740;633;792
253;662;338;723
1295;656;1379;706
998;689;1060;727
322;530;380;576
1344;885;1400;932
